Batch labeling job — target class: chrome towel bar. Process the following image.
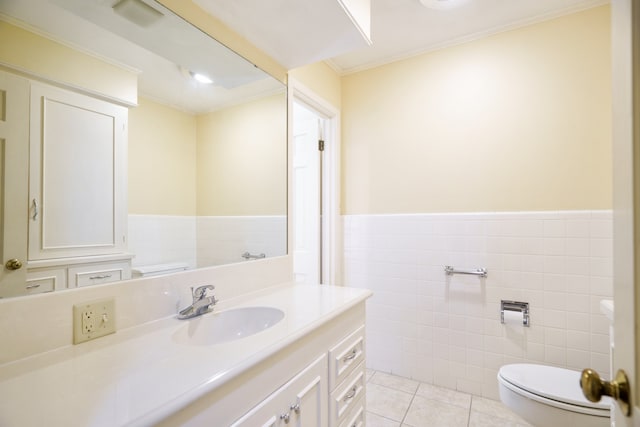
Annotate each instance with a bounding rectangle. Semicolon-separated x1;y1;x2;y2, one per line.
242;251;266;260
444;265;487;278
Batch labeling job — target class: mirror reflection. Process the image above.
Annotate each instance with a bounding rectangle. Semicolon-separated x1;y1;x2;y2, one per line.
0;0;287;298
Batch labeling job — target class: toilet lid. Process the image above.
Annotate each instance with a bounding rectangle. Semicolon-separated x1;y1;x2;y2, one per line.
499;364;611;411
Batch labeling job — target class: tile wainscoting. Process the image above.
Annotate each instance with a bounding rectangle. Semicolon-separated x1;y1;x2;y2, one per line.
196;215;287;266
343;210;613;399
128;215;197;268
128;215;286;269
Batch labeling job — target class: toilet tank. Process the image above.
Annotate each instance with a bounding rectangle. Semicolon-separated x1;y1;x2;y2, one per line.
131;262;189;278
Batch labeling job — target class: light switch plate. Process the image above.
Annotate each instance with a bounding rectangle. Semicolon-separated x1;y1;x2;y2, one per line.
73;298;116;344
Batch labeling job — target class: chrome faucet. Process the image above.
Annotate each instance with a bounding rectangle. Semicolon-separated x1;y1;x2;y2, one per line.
177;285;218;319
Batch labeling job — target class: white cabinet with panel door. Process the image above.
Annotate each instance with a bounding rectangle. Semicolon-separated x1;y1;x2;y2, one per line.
0;69;131;297
232;354;327;427
28;82;128;262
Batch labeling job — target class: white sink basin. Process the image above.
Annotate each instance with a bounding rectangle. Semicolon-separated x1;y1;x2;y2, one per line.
172;306;285;346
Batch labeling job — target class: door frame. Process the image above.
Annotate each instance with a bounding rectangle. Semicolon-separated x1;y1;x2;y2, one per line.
288;78;341;285
611;0;640;423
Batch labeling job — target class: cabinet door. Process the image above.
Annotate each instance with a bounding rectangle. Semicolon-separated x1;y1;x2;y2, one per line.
232;354;328;427
28;84;127;261
0;70;29;298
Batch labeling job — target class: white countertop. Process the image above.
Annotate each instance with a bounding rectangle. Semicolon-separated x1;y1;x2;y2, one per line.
0;284;371;427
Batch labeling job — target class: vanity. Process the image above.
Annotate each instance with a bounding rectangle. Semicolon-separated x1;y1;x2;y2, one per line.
0;283;371;426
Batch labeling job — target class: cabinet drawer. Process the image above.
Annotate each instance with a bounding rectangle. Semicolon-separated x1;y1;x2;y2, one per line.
330;361;365;426
25;269;66;294
338;401;365;427
329;325;365;390
69;261;130;288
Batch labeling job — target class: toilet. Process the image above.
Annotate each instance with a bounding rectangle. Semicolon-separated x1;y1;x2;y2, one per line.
498;364;611;427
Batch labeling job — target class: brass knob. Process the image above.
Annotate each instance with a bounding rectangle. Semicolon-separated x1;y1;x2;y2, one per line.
580;368;631;416
5;259;23;271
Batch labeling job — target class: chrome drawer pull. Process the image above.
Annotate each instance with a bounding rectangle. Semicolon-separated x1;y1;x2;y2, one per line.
344;386;357;401
25;284;41;289
89;274;112;280
343;348;357;362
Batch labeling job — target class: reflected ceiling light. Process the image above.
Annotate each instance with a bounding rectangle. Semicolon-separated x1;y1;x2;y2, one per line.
192;73;214;84
112;0;164;28
179;66;214;85
419;0;470;10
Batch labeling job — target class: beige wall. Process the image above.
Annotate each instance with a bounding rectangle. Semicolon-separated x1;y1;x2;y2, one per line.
342;5;612;214
0;21;137;105
196;93;287;216
290;62;342;109
128;97;197;215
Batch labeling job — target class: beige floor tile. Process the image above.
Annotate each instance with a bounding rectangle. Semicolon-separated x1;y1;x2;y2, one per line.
366;411;402;427
468;410;532;427
415;382;472;409
471;396;532;425
403;395;469;427
367;383;415;422
371;371;420;394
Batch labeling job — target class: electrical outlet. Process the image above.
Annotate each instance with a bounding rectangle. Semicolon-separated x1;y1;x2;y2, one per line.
73;298;116;344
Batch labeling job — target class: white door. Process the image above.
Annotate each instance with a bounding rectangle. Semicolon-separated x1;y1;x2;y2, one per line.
292;102;322;284
583;0;640;424
0;70;29;298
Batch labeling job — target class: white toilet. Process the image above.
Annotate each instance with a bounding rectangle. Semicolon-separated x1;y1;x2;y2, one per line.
498;363;611;427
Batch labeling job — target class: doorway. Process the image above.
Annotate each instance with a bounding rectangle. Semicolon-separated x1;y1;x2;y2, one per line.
290;79;341;285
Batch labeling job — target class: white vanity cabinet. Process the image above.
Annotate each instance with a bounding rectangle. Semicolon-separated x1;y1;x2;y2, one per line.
156;302;367;427
231;354;328;427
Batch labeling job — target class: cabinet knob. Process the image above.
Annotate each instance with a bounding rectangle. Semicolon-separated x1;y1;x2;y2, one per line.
280;412;290;424
5;259;23;270
290;403;300;414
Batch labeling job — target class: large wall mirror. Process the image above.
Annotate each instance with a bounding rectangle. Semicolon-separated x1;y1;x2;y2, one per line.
0;0;287;298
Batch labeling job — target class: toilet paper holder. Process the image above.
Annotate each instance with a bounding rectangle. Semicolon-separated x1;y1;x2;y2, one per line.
501;300;530;327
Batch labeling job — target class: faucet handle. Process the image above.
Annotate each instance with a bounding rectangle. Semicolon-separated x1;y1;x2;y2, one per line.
192;284;215;299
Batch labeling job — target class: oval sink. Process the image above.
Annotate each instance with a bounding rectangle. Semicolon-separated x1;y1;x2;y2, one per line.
172;306;285;346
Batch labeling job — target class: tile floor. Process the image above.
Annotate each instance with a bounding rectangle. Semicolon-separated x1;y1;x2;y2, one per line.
365;370;533;427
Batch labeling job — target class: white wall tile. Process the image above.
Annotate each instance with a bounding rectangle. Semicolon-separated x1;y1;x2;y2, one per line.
345;210;613;397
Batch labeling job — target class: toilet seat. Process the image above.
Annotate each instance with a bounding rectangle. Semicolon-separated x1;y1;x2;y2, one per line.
498;364;611;417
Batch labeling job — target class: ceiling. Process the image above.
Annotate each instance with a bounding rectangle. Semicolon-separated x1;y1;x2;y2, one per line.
194;0;609;74
0;0;284;113
0;0;609;110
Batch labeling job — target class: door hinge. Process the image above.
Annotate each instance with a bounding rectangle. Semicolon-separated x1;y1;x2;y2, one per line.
318;139;325;151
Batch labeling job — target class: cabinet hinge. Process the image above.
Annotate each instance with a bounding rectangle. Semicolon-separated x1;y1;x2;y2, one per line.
318;139;325;152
